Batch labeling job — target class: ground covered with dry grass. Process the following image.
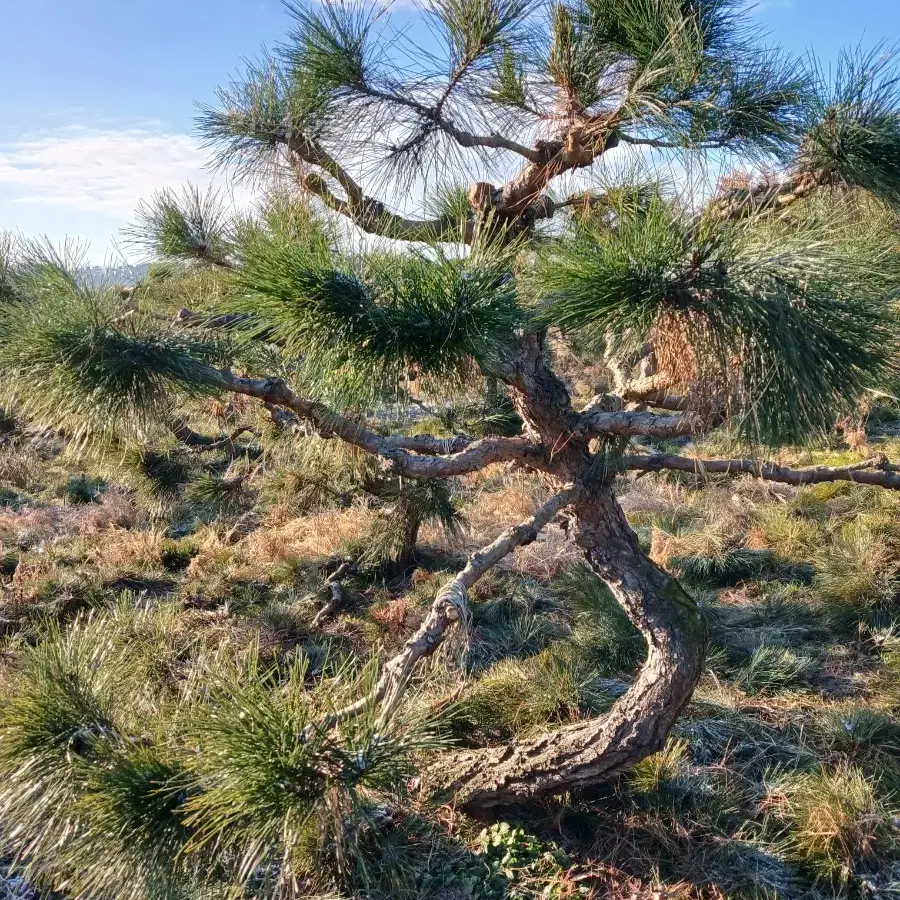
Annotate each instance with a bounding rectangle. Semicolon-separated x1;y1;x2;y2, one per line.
0;404;898;900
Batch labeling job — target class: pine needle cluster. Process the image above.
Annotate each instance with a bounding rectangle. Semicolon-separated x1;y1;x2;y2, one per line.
0;610;445;899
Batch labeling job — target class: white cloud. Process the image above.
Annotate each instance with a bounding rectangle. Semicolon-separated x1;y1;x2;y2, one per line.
0;124;258;263
0;125;218;217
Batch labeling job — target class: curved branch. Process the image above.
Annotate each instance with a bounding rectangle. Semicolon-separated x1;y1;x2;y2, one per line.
311;560;353;628
580;410;698;439
326;486;576;727
284;133;472;242
198;366;544;477
622;453;900;490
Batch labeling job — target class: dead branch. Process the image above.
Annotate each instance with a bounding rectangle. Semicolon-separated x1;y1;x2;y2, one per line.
311;560;354;628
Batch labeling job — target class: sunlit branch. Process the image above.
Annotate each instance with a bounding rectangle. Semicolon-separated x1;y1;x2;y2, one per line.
324;485;577;728
199;366;543;477
622;453;900;490
282;132;472;242
581;410;699;439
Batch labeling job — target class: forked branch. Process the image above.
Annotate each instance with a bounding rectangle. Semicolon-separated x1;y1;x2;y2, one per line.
200;366;544;477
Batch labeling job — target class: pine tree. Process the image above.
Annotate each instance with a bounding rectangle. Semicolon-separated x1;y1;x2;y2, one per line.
3;0;900;820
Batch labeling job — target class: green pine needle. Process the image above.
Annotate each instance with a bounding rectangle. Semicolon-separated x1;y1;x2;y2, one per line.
531;191;899;444
127;184;233;266
803;44;900;206
0;257;228;440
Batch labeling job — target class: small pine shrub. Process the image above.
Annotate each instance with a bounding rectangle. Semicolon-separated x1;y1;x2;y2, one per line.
752;505;822;560
57;473;105;505
771;764;899;884
469;593;566;668
351;477;464;573
0;612;446;899
674;548;813;588
815;521;900;631
184;471;247;511
121;447;192;499
735;645;817;695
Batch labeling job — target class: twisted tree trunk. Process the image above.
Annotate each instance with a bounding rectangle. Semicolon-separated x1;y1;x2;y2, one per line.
436;483;705;814
427;334;706;814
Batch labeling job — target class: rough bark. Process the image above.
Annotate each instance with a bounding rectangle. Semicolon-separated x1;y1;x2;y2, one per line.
623;452;900;490
434;483;706;815
580;409;698;439
196;341;719;813
198;366;546;479
414;335;707;814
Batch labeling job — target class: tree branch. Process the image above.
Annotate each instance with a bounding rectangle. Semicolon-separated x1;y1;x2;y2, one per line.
357;85;543;162
386;433;475;455
185;426;258;454
617;132;731;152
622;453;900;490
170;420;257;451
703;168;828;223
199;366;543;477
311;560;353;628
580;409;698;439
283;133;472;242
620;374;679;403
324;485;576;727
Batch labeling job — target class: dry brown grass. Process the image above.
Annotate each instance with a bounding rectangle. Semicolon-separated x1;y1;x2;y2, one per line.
513;523;578;580
370;597;414;634
0;447;41;490
74;489;137;534
649;527;726;568
457;481;541;544
617;486;679;516
0;490;137;550
86;528;167;571
0;506;61;548
181;504;377;584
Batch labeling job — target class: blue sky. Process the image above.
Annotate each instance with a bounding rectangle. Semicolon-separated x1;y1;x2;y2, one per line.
1;0;898;262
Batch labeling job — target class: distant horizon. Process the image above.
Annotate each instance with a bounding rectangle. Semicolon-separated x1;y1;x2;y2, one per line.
2;0;899;263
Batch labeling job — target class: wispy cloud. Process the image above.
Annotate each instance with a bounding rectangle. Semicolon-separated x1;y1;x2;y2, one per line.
0;123;254;262
0;125;219;216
